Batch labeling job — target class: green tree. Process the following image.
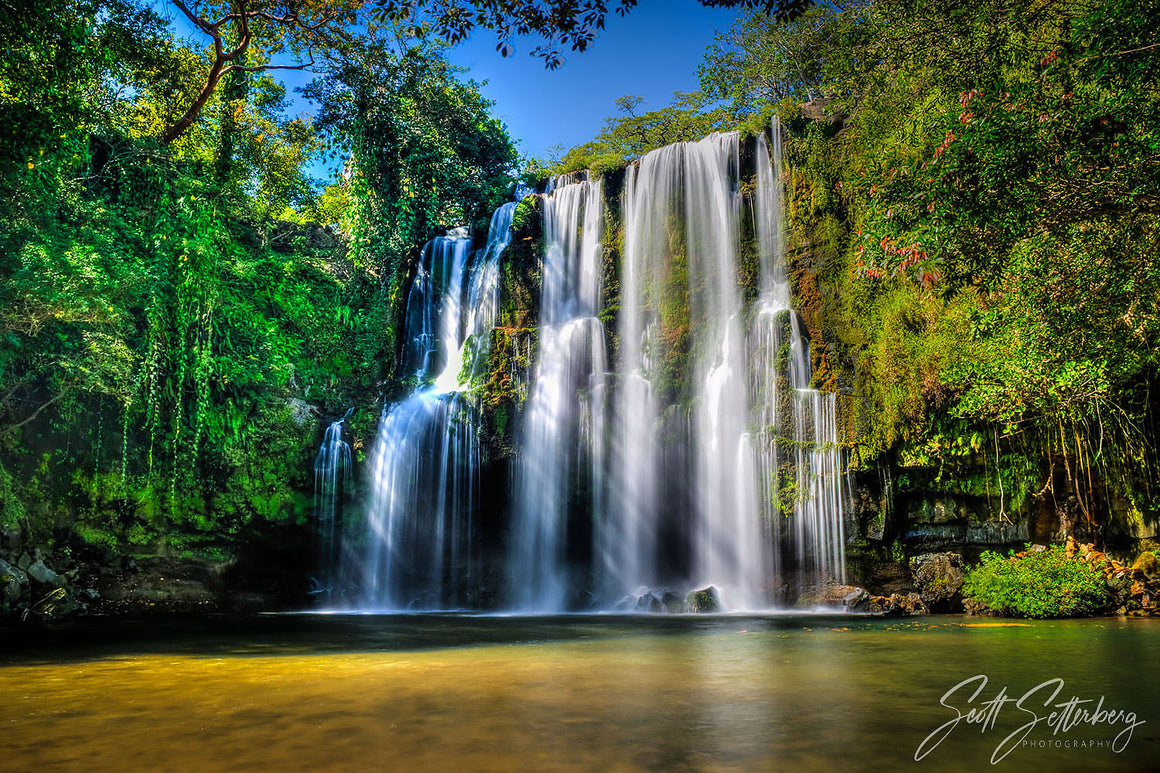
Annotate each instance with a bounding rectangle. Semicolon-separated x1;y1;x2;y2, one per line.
0;0;514;553
699;5;838;110
554;91;731;173
691;0;1160;525
306;34;517;374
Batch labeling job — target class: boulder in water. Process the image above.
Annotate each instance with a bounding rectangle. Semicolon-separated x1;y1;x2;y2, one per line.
842;587;869;610
659;589;684;613
27;559;61;587
685;586;721;613
885;592;928;617
616;587;683;613
637;594;663;613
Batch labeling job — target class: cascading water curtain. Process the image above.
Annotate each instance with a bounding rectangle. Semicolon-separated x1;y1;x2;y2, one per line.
750;119;847;595
605;127;846;609
610;134;770;609
351;202;517;610
346;128;844;612
510;175;607;611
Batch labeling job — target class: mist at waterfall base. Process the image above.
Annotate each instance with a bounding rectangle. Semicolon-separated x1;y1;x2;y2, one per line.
317;125;846;612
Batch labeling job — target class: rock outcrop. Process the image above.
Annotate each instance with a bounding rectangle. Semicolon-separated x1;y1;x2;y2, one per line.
909;552;966;613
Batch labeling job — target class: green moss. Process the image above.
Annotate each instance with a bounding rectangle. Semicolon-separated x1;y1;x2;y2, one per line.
685;586;721;613
651;225;693;407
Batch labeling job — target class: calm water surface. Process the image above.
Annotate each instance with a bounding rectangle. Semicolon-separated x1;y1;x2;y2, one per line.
1;614;1157;771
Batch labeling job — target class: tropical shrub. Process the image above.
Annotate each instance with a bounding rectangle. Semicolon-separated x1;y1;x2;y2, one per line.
963;545;1112;618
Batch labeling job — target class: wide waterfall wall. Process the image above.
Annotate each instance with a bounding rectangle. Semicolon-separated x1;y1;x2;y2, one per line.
505;127;844;611
337;125;845;612
347;203;516;609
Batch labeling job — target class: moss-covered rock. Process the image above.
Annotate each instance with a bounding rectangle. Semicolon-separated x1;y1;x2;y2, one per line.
500;196;543;328
685;585;721;613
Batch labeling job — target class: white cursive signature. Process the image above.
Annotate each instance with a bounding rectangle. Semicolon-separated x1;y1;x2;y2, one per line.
914;674;1147;764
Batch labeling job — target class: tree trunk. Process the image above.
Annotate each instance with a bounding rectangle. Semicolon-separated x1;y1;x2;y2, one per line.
162;57;228;145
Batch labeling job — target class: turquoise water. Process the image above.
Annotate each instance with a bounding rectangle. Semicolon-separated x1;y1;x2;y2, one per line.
1;615;1157;771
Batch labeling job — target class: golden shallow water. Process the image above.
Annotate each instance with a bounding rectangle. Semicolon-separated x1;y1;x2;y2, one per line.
1;616;1157;772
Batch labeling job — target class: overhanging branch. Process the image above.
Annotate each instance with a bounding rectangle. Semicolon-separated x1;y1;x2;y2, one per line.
2;387;72;434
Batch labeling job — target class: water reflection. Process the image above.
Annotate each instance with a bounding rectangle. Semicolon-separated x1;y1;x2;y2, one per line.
1;616;1157;771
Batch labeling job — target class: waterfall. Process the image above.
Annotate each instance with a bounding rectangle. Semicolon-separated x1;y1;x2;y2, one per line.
343;124;846;613
749;119;847;594
611;133;770;609
510;175;607;611
353;202;516;609
604;125;845;609
602;154;665;603
313;408;352;598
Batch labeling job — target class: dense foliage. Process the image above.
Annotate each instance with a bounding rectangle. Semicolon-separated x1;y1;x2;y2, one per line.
306;36;517;375
532;0;1159;540
691;0;1160;536
0;2;516;557
963;545;1112;617
3;0;1157;592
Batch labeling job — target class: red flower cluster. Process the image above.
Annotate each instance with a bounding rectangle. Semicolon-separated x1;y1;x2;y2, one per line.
931;131;957;161
855;234;934;283
883;238;928;271
852;257;888;280
918;268;942;289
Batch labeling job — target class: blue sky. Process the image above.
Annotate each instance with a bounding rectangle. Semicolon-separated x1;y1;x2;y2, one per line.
444;1;741;162
153;1;741;172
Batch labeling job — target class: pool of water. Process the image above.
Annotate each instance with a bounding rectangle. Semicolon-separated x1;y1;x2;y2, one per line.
1;614;1157;771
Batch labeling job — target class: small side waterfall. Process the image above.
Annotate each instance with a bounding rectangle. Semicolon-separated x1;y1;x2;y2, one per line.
313;408;352;598
510;175;607;611
749;120;846;594
353;202;516;609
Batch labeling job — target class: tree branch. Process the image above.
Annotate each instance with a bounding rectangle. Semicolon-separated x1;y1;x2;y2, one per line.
224;59;317;75
161;0;342;144
162;1;254;143
171;0;215;36
3;387;72;434
1;381;27;411
1077;41;1160;63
